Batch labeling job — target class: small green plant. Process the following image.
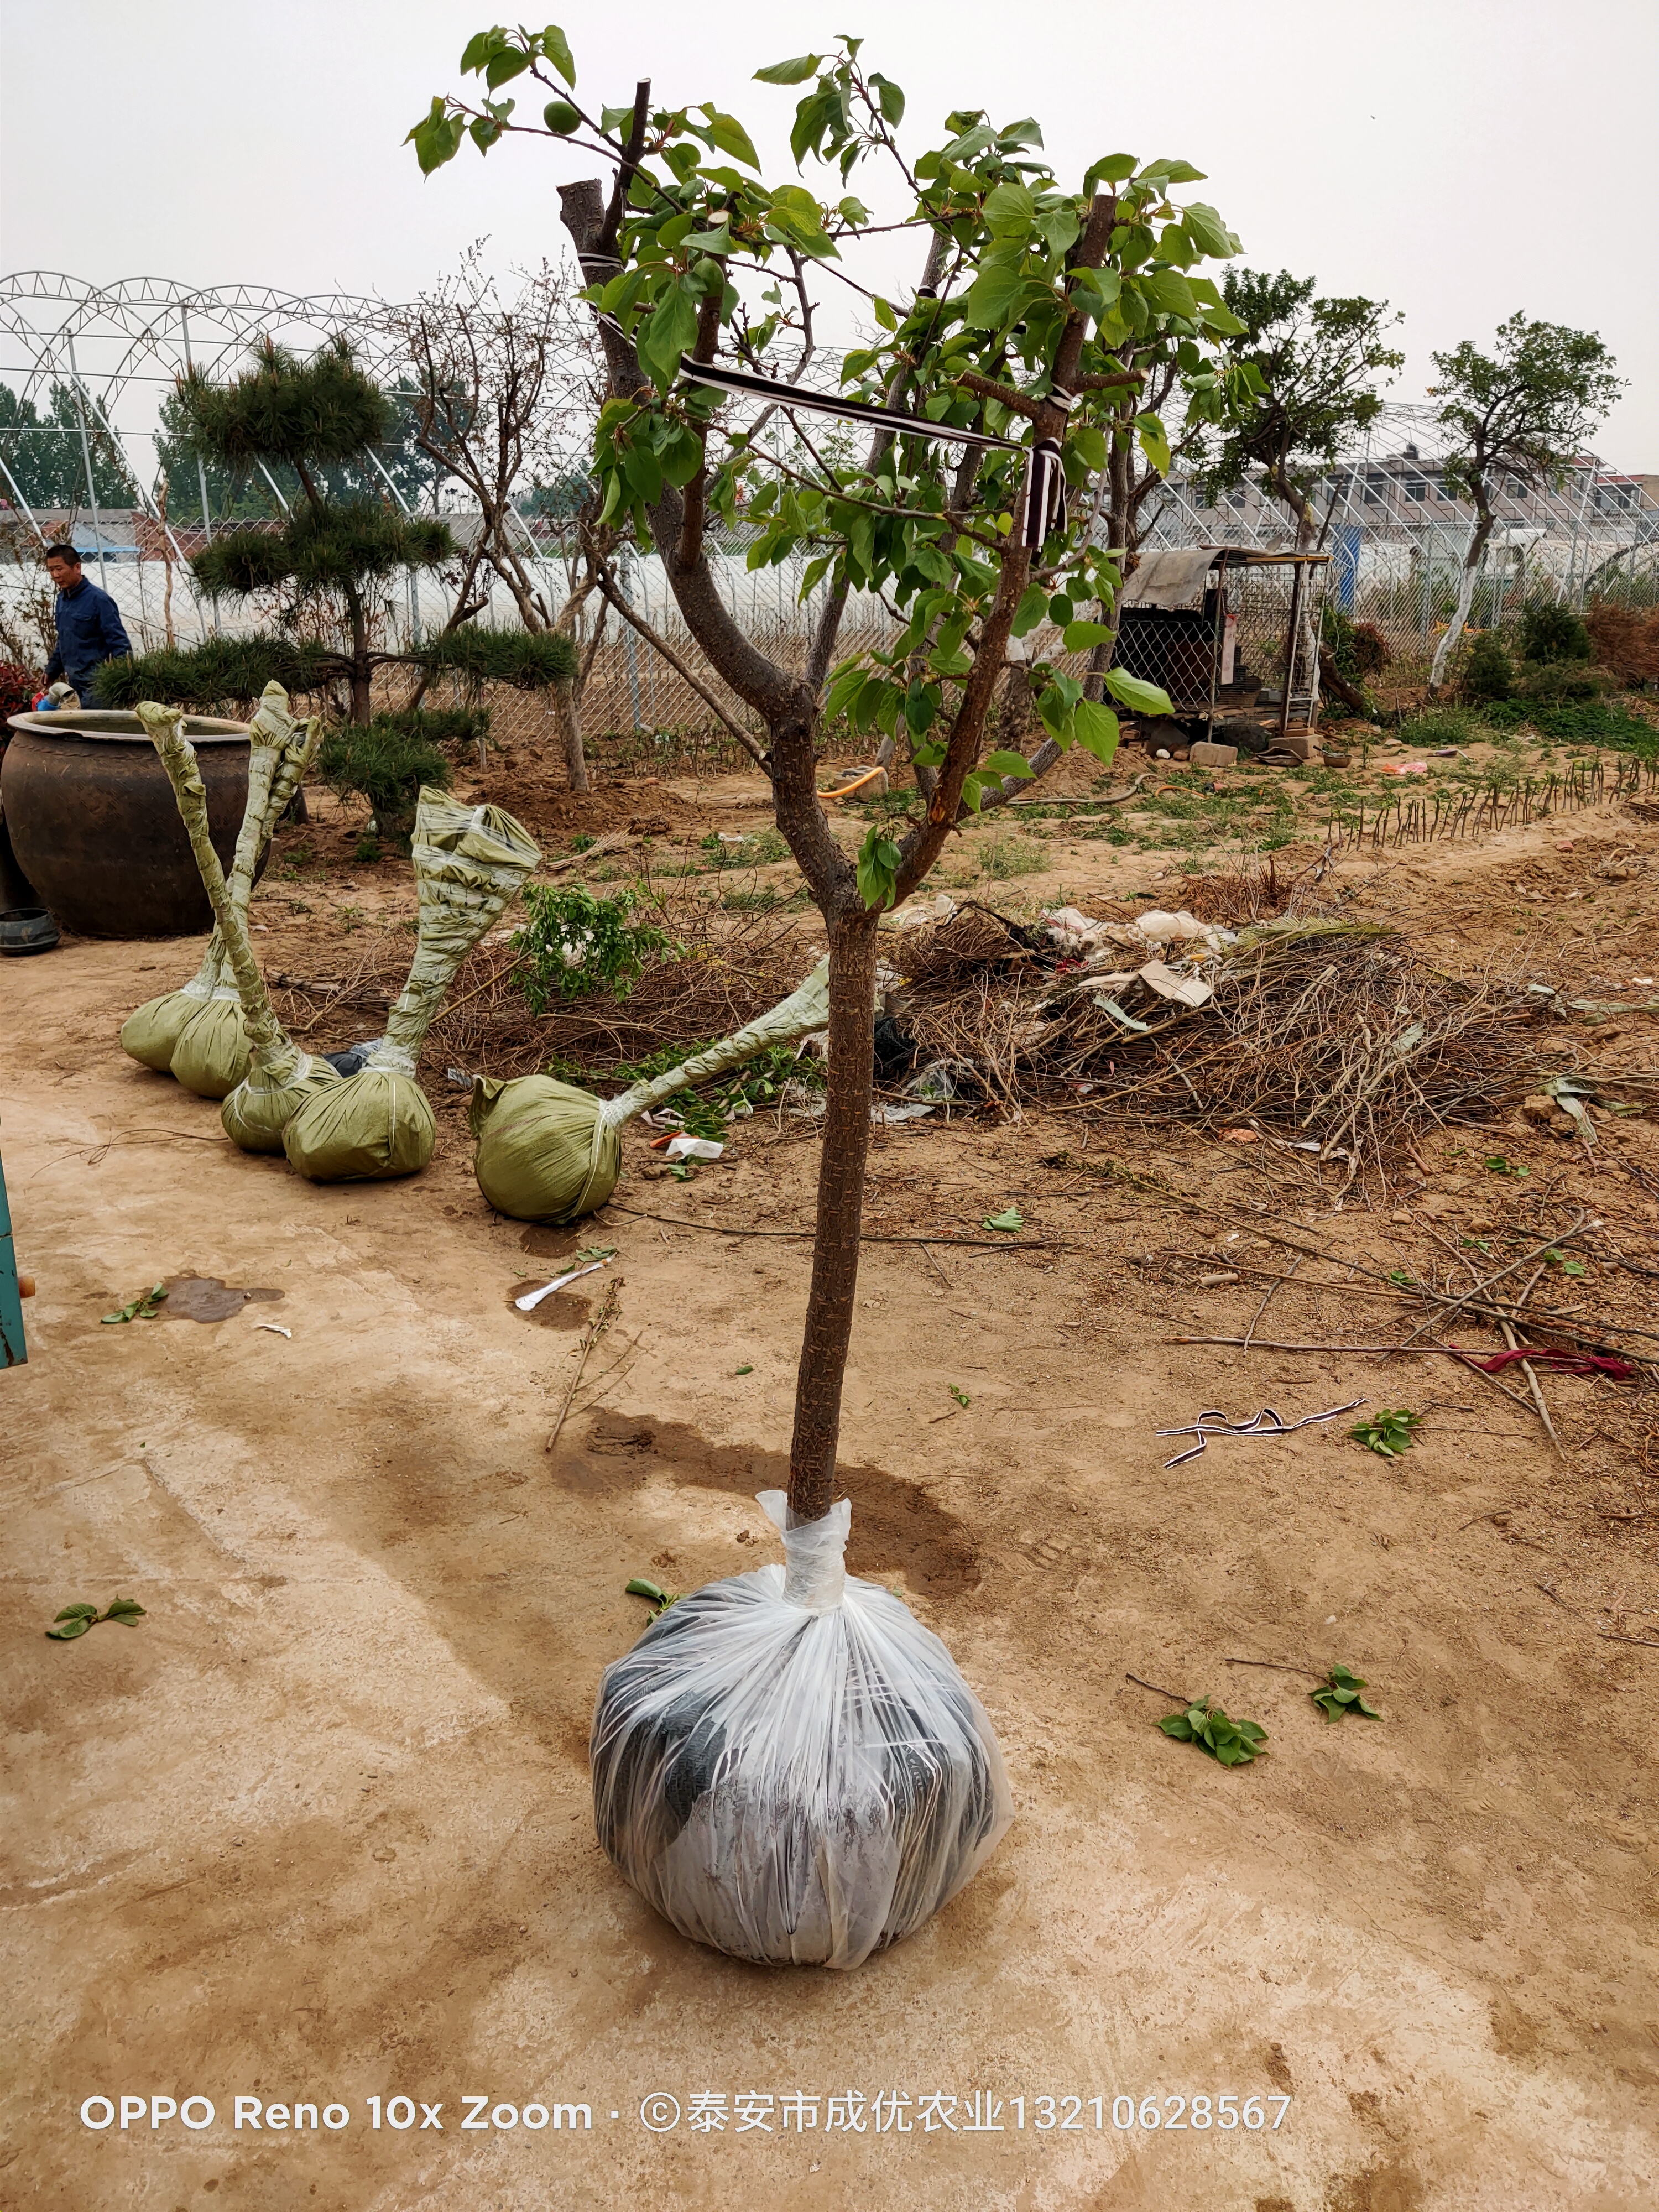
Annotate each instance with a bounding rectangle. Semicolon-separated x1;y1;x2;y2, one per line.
1464;632;1515;703
1543;1247;1587;1277
1310;1662;1381;1721
1159;1698;1268;1766
354;834;383;863
624;1577;682;1618
1483;1154;1529;1176
1349;1407;1422;1458
607;1037;822;1136
1521;604;1593;665
317;717;453;852
47;1597;145;1640
513;884;674;1010
982;1207;1025;1233
734;1364;754;1376
949;1384;971;1409
102;1282;167;1324
1386;1269;1416;1288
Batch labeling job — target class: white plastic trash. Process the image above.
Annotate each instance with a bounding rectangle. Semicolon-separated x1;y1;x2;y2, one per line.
591;1491;1013;1969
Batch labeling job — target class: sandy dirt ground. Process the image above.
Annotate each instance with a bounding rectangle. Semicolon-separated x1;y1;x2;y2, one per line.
4;763;1658;2211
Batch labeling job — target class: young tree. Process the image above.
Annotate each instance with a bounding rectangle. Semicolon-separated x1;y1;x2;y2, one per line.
412;27;1243;1518
391;252;599;785
1205;270;1404;550
1425;312;1623;693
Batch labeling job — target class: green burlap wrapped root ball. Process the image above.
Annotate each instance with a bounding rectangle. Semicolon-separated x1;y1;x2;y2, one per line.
170;990;253;1099
280;1058;436;1181
283;788;540;1183
469;962;831;1225
470;1077;622;1224
221;1048;342;1154
120;968;219;1071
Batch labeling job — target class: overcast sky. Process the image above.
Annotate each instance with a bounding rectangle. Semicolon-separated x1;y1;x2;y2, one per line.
2;0;1653;460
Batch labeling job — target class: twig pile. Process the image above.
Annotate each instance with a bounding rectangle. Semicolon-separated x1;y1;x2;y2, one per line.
903;916;1548;1182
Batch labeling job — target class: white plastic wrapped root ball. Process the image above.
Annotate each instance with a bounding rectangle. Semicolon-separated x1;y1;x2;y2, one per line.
169;990;252;1099
592;1491;1013;1970
221;1051;341;1154
469;1074;621;1223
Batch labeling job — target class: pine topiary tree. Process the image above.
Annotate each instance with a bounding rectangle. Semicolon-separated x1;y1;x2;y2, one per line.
175;339;453;724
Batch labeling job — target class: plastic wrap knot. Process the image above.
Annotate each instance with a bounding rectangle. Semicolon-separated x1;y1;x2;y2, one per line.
761;1490;849;1612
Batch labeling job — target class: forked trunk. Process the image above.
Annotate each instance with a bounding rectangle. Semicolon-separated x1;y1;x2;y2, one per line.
787;910;881;1520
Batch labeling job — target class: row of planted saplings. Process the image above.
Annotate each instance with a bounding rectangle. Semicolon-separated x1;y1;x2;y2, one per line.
121;685;831;1222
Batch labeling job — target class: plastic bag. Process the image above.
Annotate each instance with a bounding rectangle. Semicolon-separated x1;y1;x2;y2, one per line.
591;1491;1013;1970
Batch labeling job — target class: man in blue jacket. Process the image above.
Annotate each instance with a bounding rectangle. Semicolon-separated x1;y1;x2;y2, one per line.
43;543;132;707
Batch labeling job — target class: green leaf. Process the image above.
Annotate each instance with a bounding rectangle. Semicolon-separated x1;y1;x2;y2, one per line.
1199;302;1248;336
982;750;1034;779
542;98;580;135
1103;667;1174;716
105;1598;147;1625
982;1207;1024;1233
637;280;700;393
1135;415;1173;476
1086;153;1138;186
983;180;1037;233
755;53;824;84
484;46;533;90
1180;201;1238;259
705;110;760;170
407;100;467;176
1011;583;1048;638
47;1615;92;1640
541;23;576;87
55;1604;98;1623
856;825;904;913
1072;698;1121;765
962;257;1027;332
869;72;905;125
1062;619;1113;651
1348;1408;1421;1458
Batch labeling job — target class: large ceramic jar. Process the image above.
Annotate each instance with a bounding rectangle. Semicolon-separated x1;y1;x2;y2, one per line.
1;711;254;938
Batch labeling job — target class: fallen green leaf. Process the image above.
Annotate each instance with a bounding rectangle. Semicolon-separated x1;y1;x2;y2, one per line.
1311;1661;1383;1721
625;1576;682;1618
1349;1407;1421;1458
102;1283;168;1324
1482;1155;1529;1177
1158;1698;1267;1766
950;1384;971;1408
734;1364;754;1376
982;1207;1024;1233
46;1597;146;1640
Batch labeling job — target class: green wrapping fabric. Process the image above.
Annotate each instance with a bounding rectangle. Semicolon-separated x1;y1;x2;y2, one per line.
281;1066;437;1181
283;789;540;1183
170;990;253;1099
119;973;217;1070
138;683;321;1091
221;1051;341;1153
471;1077;622;1223
469;961;831;1224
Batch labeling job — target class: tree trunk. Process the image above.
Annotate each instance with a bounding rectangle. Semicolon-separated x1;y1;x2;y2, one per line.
787;907;880;1520
1428;522;1492;694
551;672;589;794
345;585;373;724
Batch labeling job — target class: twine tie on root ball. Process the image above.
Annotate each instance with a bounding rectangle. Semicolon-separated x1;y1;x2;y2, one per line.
591;1490;1012;1970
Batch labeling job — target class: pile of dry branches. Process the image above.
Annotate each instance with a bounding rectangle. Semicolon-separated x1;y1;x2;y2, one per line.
270;905;806;1088
901;914;1549;1176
